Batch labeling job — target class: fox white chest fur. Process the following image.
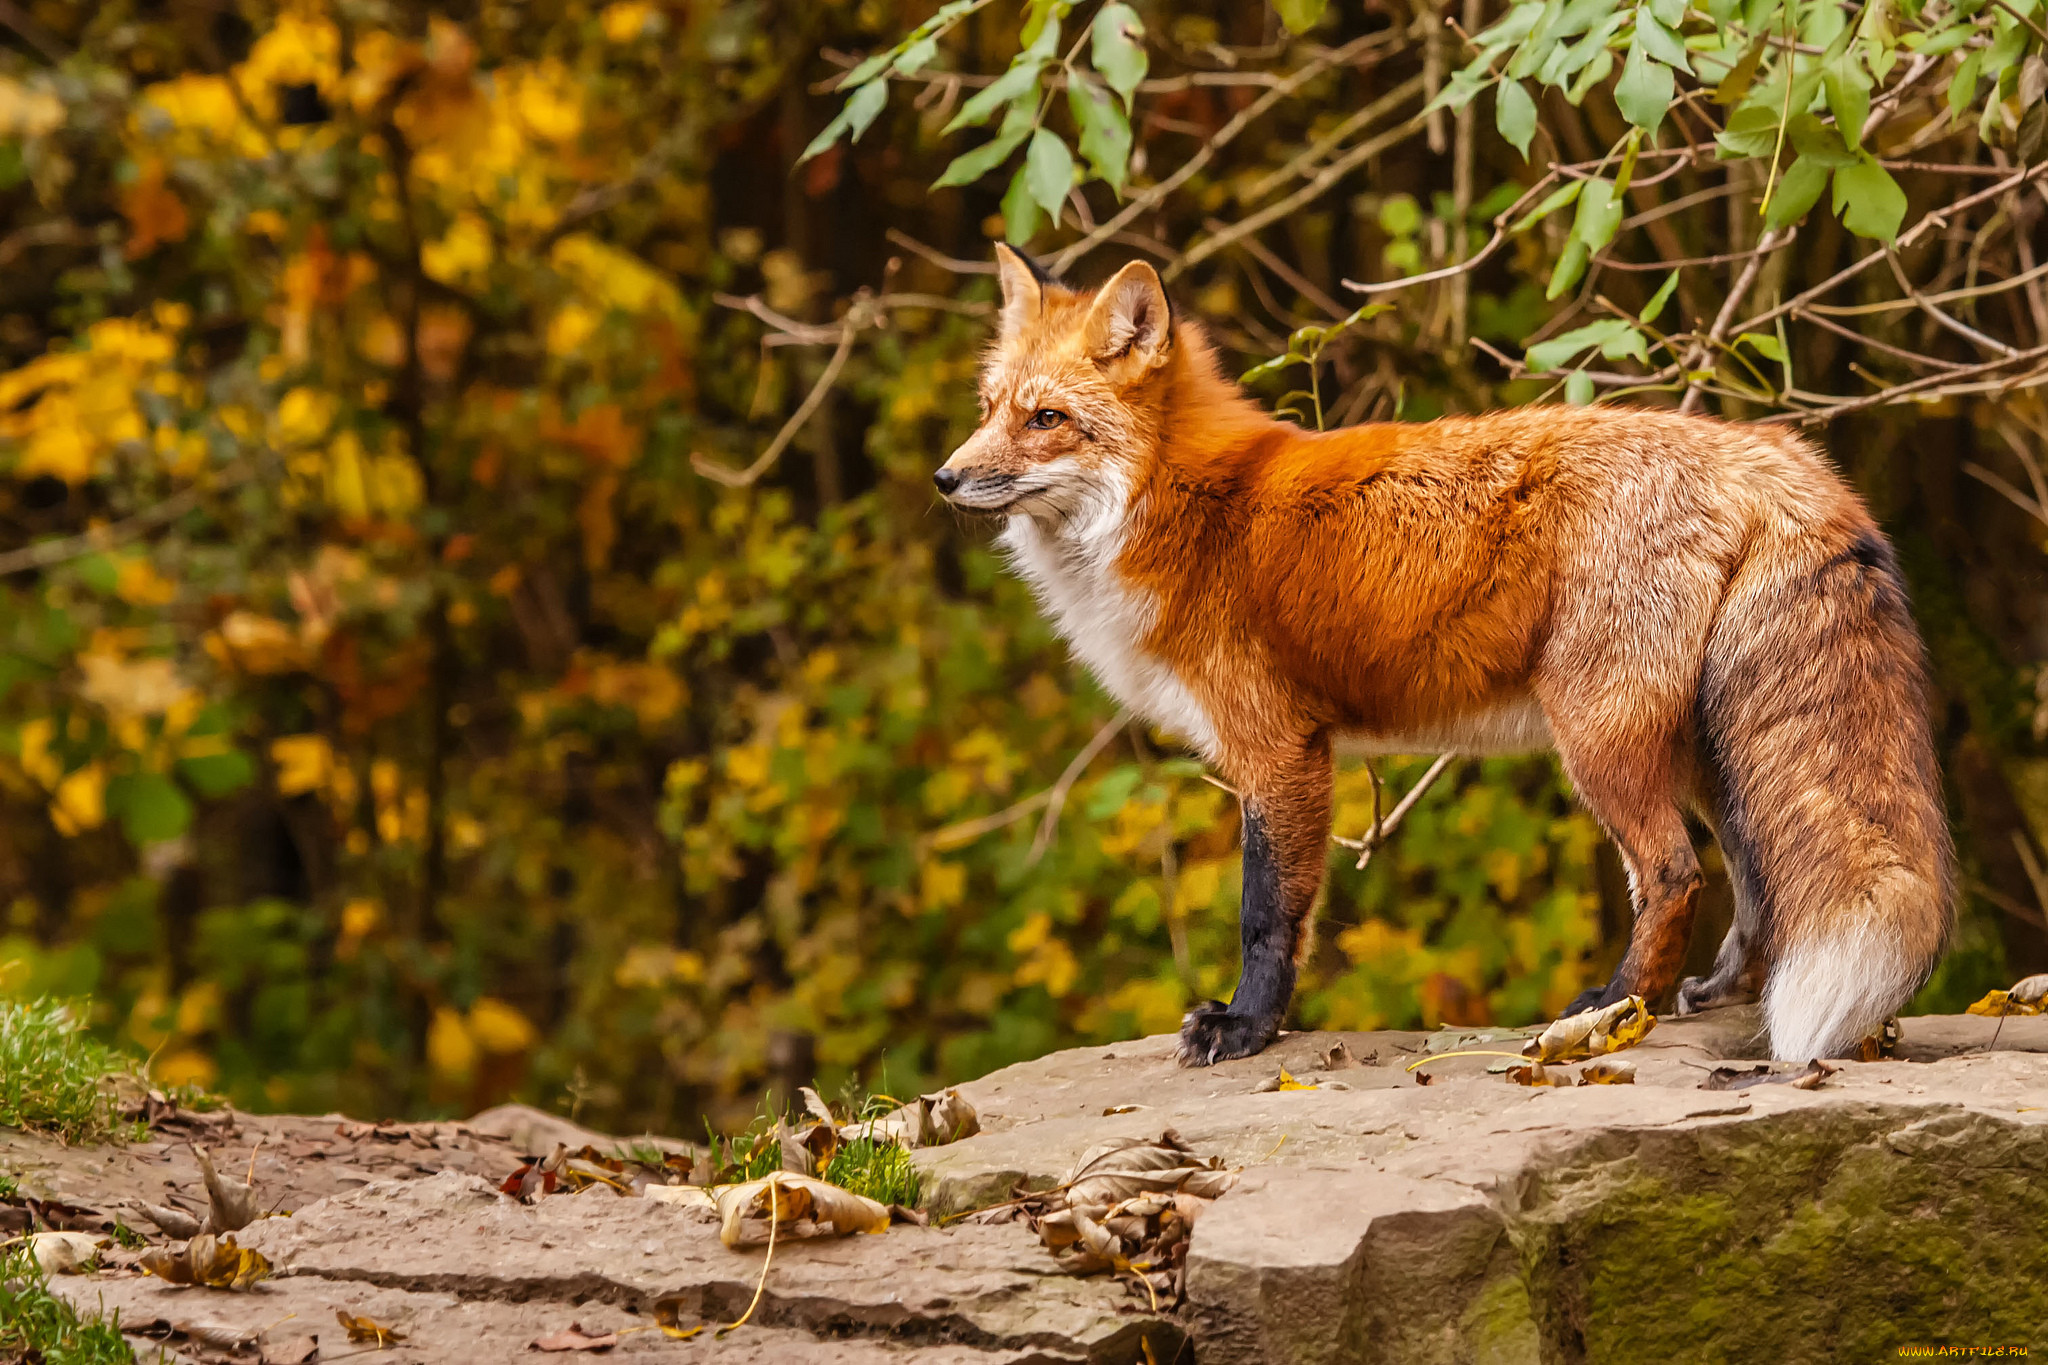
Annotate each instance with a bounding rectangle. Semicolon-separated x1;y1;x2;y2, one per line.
1000;499;1220;758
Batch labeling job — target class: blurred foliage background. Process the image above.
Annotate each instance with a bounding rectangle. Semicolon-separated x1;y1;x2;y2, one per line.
0;0;2042;1135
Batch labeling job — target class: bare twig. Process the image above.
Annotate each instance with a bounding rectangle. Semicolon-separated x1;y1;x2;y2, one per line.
1679;227;1792;413
0;461;258;577
1330;753;1456;869
918;710;1131;860
693;317;860;487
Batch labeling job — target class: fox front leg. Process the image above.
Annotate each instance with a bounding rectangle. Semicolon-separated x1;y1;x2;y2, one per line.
1178;739;1332;1066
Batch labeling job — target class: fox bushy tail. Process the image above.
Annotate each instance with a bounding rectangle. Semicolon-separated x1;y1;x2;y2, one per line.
1698;525;1953;1062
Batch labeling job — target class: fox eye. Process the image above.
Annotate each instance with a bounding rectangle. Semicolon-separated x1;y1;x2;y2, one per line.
1025;409;1068;430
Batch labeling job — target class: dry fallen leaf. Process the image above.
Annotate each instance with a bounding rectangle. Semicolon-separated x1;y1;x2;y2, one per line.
1505;1060;1572;1087
1523;995;1656;1063
336;1309;407;1345
134;1201;202;1240
712;1172;890;1248
1577;1058;1636;1085
29;1230;103;1276
258;1334;318;1365
1316;1041;1358;1070
194;1146;259;1233
849;1089;979;1148
1698;1059;1836;1092
139;1233;271;1290
1027;1130;1237;1303
532;1323;620;1352
1966;975;2048;1017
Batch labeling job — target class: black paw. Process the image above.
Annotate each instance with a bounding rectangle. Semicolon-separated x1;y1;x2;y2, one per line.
1176;1001;1279;1067
1562;984;1611;1016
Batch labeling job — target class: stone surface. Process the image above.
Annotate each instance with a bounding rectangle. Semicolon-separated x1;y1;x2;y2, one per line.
21;1008;2048;1362
920;1008;2048;1363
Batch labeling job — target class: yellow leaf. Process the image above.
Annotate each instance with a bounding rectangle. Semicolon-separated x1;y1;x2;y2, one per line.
468;997;536;1055
271;734;333;796
422;212;493;286
114;556;178;606
275;387;337;446
1275;1068;1317;1091
712;1172;890;1248
0;76;64;138
546;303;599;357
1522;995;1657;1063
51;764;106;835
427;1006;477;1081
601;2;654;41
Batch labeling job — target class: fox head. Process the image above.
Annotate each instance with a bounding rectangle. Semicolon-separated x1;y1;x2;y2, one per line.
933;244;1175;519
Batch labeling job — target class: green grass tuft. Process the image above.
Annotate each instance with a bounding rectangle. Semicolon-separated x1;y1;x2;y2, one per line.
0;1244;137;1364
0;1000;138;1144
821;1136;921;1207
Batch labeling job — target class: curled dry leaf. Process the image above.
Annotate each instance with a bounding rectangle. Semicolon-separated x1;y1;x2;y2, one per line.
1505;1060;1571;1087
336;1309;407;1344
850;1088;979;1149
135;1201;202;1239
1966;974;2048;1016
1857;1017;1903;1061
1102;1103;1147;1115
1698;1059;1837;1092
1316;1041;1358;1070
29;1230;103;1275
194;1145;259;1233
713;1172;890;1248
1577;1058;1636;1085
1027;1131;1239;1303
139;1233;271;1290
531;1323;620;1352
1522;995;1656;1063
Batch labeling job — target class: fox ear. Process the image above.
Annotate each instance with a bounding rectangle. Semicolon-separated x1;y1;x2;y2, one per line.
1083;261;1172;370
992;243;1044;337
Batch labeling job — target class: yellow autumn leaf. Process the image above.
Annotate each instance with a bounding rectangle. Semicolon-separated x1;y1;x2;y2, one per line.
1522;995;1657;1063
271;734;334;796
468;997;537;1055
1965;974;2048;1016
115;556;178;606
0;76;64;138
426;1005;477;1080
51;764;107;835
422;212;493;286
546;303;599;356
601;2;654;42
275;386;338;445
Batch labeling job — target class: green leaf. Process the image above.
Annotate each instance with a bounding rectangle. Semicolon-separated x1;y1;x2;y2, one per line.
1716;104;1780;158
1514;181;1583;233
1640;269;1680;322
946;60;1043;135
1763;153;1830;227
1067;75;1132;194
1738;331;1787;361
895;36;939;76
1647;0;1687;27
1020;0;1071;49
932;102;1033;188
1565;369;1596;404
1615;44;1675;134
73;554;119;595
1001;163;1043;245
1570;177;1624;252
1832;153;1906;242
1378;193;1424;237
1633;12;1692;72
1024;128;1075;218
1787;113;1858;167
1526;318;1634;372
1824;49;1871;145
107;771;193;845
800;80;889;163
1086;764;1144;818
1091;3;1148;108
1547;238;1591;299
1496;79;1538;159
176;750;255;800
1566;47;1614;104
1598;325;1651;365
1274;0;1330;33
1240;353;1302;384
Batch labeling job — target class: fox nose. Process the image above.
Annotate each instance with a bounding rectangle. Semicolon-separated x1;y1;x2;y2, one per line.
932;468;961;494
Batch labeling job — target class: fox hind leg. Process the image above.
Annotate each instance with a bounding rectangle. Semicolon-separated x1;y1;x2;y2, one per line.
1676;797;1766;1014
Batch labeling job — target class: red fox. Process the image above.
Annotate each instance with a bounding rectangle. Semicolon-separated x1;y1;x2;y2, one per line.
935;244;1954;1066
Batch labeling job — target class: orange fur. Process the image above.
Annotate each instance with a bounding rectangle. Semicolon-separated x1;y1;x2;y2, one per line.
938;246;1954;1065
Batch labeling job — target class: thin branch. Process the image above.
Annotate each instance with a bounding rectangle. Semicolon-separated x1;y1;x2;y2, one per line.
0;462;257;577
1330;753;1456;869
1051;31;1396;275
1029;709;1133;864
917;710;1132;859
1201;219;1346;319
1679;227;1792;414
693;318;859;487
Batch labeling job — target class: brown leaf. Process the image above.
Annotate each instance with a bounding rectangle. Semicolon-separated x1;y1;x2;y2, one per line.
712;1172;890;1248
133;1201;202;1239
1316;1041;1357;1070
194;1145;259;1233
1505;1061;1572;1087
531;1323;619;1352
774;1118;813;1177
138;1233;271;1290
1522;995;1656;1063
336;1309;407;1344
1577;1058;1636;1085
259;1334;318;1364
1698;1059;1836;1092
